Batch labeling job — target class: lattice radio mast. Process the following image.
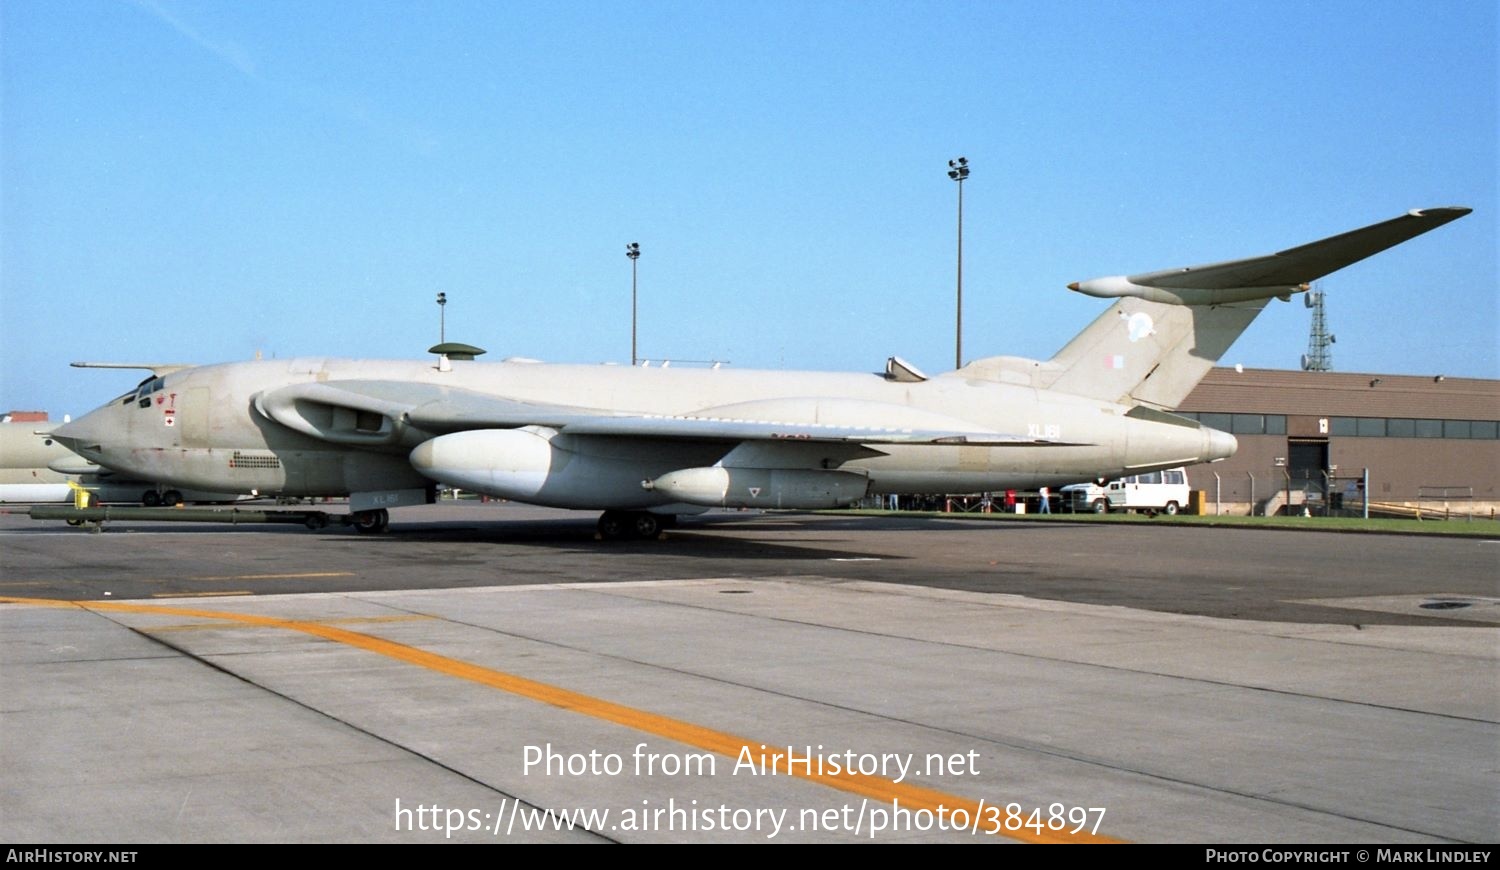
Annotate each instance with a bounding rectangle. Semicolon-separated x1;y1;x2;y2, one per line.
1300;284;1334;371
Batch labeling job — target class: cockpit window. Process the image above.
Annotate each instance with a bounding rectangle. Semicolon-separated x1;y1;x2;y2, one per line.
132;376;167;408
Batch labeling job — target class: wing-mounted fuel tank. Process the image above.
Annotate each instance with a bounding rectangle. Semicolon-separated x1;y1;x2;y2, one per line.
410;426;693;510
409;425;873;511
644;467;869;509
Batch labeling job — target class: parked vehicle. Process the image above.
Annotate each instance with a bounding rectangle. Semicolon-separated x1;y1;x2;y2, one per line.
1061;468;1190;515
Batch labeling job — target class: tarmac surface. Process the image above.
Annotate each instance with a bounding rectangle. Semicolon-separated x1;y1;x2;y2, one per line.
2;503;1497;843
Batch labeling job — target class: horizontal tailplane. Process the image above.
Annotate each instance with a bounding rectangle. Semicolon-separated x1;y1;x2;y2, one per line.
1034;206;1470;409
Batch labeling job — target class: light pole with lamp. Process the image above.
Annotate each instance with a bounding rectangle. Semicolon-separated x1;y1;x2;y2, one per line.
947;156;969;370
626;242;641;365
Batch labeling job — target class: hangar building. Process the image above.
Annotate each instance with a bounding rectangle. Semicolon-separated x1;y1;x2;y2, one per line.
1176;368;1499;517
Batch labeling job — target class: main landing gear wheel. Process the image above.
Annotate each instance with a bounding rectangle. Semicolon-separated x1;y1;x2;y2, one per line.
352;508;390;534
597;510;663;541
631;512;661;539
142;491;161;507
161;490;183;507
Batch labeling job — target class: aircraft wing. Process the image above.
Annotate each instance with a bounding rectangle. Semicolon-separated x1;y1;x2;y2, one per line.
556;414;1065;446
256;380;612;443
415;389;1080;446
71;361;197;377
256;381;1085;447
1124;206;1471;290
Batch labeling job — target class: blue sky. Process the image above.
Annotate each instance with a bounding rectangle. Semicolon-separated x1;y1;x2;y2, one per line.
2;0;1495;418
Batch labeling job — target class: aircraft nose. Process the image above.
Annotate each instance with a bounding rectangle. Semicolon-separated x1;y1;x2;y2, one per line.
51;408;112;458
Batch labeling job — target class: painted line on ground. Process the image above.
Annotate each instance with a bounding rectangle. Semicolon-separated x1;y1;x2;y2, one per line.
0;595;1122;843
184;572;356;581
145;614;435;633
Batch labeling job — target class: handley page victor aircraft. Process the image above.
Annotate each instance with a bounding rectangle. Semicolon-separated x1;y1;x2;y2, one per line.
52;207;1469;538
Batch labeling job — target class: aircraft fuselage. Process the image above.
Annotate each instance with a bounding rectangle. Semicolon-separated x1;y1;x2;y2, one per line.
49;206;1471;525
53;356;1232;508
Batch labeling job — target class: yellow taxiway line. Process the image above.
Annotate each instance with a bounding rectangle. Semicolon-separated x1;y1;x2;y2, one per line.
1;594;1121;843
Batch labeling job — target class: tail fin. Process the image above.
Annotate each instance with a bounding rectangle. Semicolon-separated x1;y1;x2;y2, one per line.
974;207;1470;410
1038;298;1267;409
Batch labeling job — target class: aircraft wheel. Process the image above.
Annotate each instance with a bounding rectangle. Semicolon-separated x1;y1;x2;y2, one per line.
597;510;629;540
142;491;161;507
352;509;388;534
1091;499;1109;514
631;512;661;539
1164;501;1180;516
161;490;183;507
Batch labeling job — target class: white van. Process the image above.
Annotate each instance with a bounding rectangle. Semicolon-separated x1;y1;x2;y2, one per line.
1061;468;1191;515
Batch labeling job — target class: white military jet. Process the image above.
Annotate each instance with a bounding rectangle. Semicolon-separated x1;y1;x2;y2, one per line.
0;415;241;506
52;207;1469;538
0;418;75;503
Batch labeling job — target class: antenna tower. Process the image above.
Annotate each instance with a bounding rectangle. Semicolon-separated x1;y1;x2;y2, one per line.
1300;284;1334;371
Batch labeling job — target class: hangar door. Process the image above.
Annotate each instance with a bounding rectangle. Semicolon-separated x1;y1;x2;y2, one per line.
1287;438;1329;506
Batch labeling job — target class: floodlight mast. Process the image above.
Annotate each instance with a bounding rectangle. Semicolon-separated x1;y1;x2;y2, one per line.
947;156;970;370
626;242;641;366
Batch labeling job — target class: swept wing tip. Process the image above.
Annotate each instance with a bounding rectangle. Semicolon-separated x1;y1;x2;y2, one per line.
1410;205;1472;219
70;361;195;374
